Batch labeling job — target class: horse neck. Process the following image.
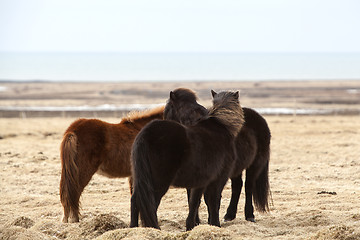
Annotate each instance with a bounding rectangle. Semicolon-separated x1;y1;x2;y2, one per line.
178;104;208;126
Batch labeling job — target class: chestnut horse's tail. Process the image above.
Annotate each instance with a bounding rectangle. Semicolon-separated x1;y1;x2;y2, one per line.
253;149;271;213
60;131;80;222
131;138;159;228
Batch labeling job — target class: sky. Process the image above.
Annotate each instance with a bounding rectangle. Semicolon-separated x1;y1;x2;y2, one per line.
0;0;360;53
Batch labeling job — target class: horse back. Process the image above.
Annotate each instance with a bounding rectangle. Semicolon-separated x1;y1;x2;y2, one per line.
242;107;271;149
173;117;236;188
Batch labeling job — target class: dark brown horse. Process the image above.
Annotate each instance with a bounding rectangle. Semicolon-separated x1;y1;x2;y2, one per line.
60;106;164;223
130;89;244;230
164;88;271;223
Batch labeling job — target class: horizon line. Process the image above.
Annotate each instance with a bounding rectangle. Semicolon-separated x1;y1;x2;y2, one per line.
1;51;360;54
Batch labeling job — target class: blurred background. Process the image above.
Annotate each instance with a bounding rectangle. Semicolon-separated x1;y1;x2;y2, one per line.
0;0;360;117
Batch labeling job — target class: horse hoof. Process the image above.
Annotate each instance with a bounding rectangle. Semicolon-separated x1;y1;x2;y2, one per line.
186;226;195;232
246;217;256;223
195;217;201;225
224;214;235;222
68;218;79;223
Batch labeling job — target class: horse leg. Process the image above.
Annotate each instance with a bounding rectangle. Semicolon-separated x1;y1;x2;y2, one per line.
61;179;81;223
68;158;99;223
204;189;220;227
130;191;139;227
186;188;204;231
224;174;243;221
130;188;164;229
204;177;228;227
130;186;165;229
244;168;256;222
60;174;82;223
187;188;201;225
128;176;133;194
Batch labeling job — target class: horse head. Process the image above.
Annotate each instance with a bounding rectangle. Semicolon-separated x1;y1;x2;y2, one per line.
164;88;208;126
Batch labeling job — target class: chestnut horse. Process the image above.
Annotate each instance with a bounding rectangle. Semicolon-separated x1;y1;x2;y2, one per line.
130;89;244;230
164;88;271;223
60;106;164;223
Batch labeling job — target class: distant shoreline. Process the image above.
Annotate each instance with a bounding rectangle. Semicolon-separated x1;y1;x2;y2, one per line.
1;80;359;118
1;79;360;84
1;106;359;118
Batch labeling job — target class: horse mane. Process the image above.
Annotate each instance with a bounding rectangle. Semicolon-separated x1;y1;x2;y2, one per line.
120;105;164;124
208;91;244;137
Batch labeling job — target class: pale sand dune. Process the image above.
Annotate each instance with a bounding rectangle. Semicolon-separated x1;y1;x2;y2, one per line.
0;115;359;239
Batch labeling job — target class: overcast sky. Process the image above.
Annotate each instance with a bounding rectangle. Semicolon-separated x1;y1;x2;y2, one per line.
1;0;360;53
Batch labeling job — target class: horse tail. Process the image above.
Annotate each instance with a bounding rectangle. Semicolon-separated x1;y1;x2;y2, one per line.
59;131;80;222
131;138;159;228
253;150;271;212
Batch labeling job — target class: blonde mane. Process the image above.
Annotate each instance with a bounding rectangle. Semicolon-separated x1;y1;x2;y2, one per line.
120;105;165;123
208;91;244;137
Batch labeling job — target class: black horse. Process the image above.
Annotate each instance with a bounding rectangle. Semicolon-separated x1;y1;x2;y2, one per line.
164;88;271;223
130;89;244;230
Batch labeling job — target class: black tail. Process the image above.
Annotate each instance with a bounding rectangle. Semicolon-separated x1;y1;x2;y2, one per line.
253;151;271;212
131;138;159;228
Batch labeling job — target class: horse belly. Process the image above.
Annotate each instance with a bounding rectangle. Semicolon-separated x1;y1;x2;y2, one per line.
172;167;215;188
97;153;132;178
231;132;257;177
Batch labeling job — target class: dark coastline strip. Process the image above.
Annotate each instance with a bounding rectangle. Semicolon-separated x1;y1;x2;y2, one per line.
0;108;359;118
0;110;130;118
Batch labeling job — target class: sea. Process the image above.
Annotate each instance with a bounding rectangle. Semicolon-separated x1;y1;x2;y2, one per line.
1;52;360;82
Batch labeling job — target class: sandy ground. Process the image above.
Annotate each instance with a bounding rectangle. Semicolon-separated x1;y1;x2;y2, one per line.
0;80;360;239
0;114;359;239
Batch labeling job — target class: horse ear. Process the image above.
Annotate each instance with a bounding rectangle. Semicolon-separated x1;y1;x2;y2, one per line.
234;91;239;99
170;91;176;101
211;90;217;98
